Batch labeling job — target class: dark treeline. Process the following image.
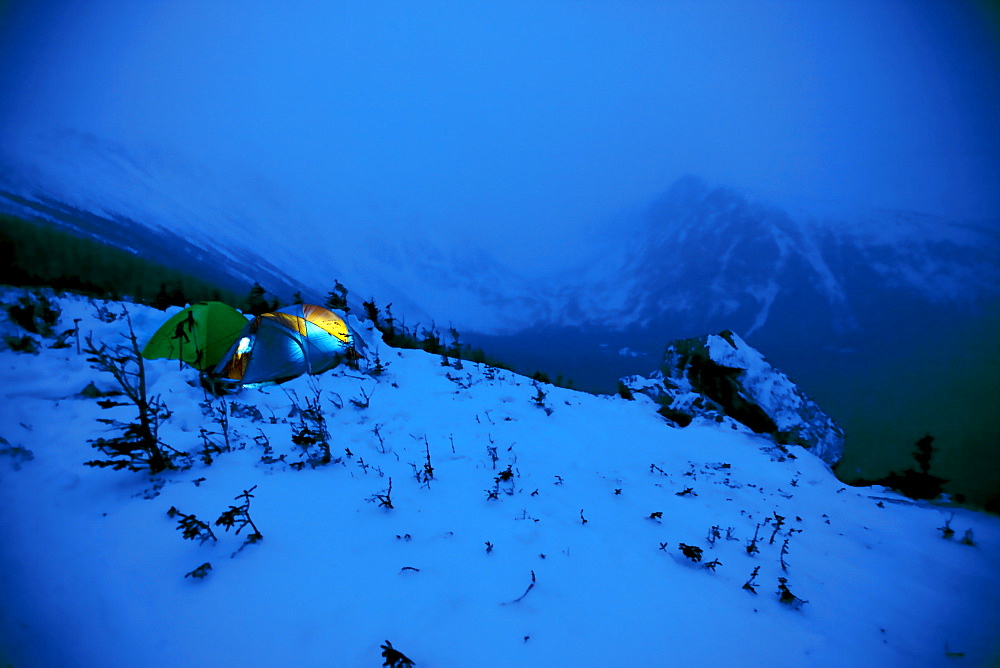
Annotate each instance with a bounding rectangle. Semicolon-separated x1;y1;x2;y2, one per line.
354;291;516;373
1;213;245;308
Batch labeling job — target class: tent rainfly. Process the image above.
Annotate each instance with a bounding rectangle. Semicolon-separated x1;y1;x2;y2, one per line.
142;301;249;371
214;304;362;386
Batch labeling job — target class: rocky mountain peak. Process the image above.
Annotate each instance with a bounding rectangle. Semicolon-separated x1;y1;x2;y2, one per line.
622;330;845;466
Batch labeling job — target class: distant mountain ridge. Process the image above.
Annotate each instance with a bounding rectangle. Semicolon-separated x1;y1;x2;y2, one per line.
6;134;996;348
5;167;998;383
465;175;999;381
542;174;1000;341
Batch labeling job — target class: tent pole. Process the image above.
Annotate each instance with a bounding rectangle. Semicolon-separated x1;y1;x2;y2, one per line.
302;307;311;375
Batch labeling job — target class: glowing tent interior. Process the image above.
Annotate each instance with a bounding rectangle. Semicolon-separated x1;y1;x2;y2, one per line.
214;304;362;386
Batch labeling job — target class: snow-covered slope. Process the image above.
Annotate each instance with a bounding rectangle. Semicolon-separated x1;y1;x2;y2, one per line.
1;289;999;667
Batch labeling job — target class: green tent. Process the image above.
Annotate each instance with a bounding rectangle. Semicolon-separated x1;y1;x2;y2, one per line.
142;302;249;371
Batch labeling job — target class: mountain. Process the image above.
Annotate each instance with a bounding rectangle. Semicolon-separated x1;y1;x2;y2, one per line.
627;176;996;353
463;176;1000;506
469;175;1000;385
1;289;999;666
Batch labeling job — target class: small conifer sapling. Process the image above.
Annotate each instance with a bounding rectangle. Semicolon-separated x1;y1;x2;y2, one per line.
289;389;332;468
185;563;212;579
380;640;415;668
215;486;264;550
421;436;434;483
777;577;807;608
746;523;762;556
938;513;955;539
168;507;218;544
769;513;786;544
370;478;394;509
83;311;185;473
678;543;703;562
531;383;553;416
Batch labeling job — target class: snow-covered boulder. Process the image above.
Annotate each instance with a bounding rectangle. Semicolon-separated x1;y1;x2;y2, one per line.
622;330;845;466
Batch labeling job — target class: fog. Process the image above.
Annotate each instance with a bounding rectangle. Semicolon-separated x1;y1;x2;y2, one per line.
1;0;998;280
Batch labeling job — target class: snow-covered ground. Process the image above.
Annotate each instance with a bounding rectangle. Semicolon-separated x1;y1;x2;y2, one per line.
1;290;999;667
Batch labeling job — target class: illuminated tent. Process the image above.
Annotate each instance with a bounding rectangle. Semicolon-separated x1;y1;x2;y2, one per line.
213;304;362;386
142;302;249;371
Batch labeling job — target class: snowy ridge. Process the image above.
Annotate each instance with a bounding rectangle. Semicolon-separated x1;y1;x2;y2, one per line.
624;331;846;466
1;290;999;666
704;332;842;458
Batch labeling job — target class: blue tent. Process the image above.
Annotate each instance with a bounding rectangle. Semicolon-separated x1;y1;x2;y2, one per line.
214;304;363;386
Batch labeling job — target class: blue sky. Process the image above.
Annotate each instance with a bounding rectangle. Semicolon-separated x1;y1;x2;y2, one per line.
1;0;998;275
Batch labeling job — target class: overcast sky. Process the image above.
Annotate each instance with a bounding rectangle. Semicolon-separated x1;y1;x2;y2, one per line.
1;0;998;276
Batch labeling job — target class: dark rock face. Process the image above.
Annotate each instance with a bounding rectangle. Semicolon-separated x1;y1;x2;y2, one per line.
623;331;845;466
665;334;780;436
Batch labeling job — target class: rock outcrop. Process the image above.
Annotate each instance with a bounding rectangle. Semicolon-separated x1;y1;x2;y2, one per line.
621;330;844;466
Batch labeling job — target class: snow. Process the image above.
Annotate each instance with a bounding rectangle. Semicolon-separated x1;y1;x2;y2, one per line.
695;332;844;465
2;289;999;667
743;279;779;339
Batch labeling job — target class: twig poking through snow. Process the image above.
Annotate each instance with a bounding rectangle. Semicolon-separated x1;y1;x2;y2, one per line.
742;566;761;594
504;570;536;605
369;478;394;509
938;513;955;539
780;537;791;572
